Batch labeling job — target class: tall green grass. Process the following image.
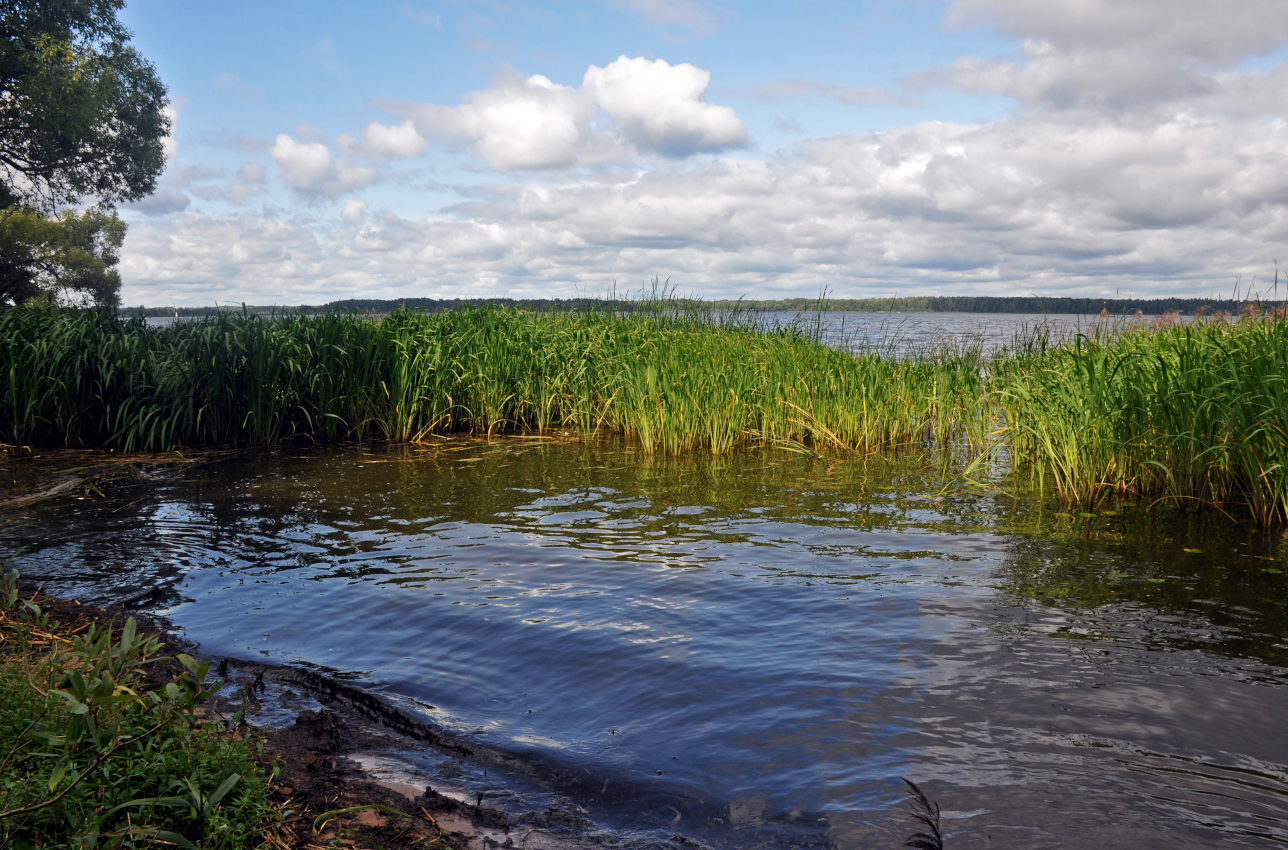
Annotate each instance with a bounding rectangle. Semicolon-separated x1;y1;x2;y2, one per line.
3;302;1286;523
995;310;1288;525
0;304;990;456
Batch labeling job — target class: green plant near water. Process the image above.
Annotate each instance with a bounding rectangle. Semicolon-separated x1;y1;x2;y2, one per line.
0;568;281;849
2;301;1287;523
995;309;1288;525
0;303;991;455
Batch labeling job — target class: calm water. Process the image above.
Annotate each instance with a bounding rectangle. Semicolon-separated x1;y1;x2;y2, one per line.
752;311;1101;355
146;310;1109;356
5;439;1288;848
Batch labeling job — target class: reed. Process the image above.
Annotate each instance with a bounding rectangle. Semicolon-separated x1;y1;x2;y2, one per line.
994;309;1288;525
0;303;988;455
3;301;1286;523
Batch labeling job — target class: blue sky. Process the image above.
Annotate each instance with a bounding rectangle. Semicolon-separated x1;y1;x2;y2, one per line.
114;1;1288;306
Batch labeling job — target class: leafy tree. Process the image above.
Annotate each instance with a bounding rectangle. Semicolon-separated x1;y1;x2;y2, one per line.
0;0;168;307
0;206;125;307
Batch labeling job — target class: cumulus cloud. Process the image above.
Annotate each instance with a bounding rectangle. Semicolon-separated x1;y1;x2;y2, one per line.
121;213;327;302
929;0;1288;113
584;56;747;156
120;101;1288;305
387;73;596;170
382;55;746;169
269;134;375;197
362;120;427;158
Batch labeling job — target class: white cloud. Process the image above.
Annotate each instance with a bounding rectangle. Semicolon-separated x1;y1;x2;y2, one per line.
342;199;368;222
583;56;747;156
121;213;327;304
120;102;1288;305
933;0;1288;113
362;119;427;158
118;4;1288;305
160;103;181;165
383;56;746;169
269;134;375;197
393;73;596;170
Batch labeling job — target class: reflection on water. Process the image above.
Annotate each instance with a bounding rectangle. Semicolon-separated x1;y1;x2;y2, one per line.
759;310;1101;355
4;439;1288;848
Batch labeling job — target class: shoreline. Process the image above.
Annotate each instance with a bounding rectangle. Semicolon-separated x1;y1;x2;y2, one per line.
6;583;656;850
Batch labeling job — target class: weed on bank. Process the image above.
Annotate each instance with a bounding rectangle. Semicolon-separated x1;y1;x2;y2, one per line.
0;569;283;849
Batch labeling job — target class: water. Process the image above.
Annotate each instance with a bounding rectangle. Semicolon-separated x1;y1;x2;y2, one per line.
141;310;1117;355
746;311;1103;356
5;438;1287;848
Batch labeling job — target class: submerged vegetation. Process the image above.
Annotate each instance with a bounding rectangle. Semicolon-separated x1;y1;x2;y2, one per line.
2;302;1287;523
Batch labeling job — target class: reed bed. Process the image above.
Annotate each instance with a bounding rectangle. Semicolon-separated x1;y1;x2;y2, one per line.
995;310;1288;525
0;305;990;456
3;303;1286;523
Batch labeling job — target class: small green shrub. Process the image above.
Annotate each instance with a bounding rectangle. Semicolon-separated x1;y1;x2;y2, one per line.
0;568;282;849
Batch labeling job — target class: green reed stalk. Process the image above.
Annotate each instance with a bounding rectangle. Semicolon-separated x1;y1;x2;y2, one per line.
4;302;1286;523
994;310;1288;524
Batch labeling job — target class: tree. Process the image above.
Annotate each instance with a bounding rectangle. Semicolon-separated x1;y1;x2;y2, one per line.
0;206;125;307
0;0;168;307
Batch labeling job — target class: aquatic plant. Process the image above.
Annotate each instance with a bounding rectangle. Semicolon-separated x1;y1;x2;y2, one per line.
0;302;990;455
995;309;1288;525
2;300;1286;523
902;779;944;850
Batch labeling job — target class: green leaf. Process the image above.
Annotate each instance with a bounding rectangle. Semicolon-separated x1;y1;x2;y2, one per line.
47;762;68;792
52;689;89;715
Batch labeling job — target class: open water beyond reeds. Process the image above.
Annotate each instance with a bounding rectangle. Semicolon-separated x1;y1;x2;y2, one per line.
5;440;1288;848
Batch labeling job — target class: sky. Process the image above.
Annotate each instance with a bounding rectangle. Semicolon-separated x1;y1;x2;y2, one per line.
114;0;1288;307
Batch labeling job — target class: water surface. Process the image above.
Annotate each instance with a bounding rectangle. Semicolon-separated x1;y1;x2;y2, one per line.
4;440;1287;848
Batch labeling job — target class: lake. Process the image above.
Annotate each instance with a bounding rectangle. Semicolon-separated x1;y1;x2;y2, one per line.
5;428;1287;847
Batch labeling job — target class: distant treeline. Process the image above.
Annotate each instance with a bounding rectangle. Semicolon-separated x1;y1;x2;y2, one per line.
125;294;1283;318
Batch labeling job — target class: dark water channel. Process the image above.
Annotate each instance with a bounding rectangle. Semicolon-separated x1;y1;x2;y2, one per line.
5;440;1288;848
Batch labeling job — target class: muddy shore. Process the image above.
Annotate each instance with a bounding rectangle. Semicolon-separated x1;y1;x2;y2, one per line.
15;587;674;850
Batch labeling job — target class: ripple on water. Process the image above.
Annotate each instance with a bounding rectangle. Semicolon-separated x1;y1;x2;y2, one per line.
4;440;1288;848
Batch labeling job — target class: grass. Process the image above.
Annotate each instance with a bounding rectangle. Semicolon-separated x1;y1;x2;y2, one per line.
0;569;285;849
995;308;1288;526
2;300;1287;523
0;303;991;456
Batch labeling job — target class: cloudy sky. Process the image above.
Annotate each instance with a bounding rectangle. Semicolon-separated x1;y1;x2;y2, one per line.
117;0;1288;306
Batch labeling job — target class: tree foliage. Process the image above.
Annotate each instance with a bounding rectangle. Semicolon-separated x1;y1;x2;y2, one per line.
0;0;167;308
0;0;169;210
0;206;125;308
